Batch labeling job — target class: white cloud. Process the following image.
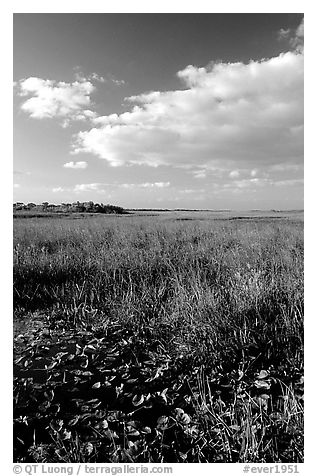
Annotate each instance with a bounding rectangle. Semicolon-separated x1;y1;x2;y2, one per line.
112;78;125;86
291;18;304;52
192;169;207;179
121;182;170;189
142;182;170;188
13;183;20;188
90;73;106;83
278;18;304;53
73;49;303;176
75;70;124;86
269;163;302;172
58;182;172;193
229;170;240;178
274;178;303;187
295;19;304;40
18;77;95;122
179;188;205;194
63;161;88;169
215;176;303;193
75;71;106;83
74;183;102;192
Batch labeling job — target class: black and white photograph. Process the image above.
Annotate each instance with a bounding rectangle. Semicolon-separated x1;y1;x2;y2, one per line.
12;10;304;467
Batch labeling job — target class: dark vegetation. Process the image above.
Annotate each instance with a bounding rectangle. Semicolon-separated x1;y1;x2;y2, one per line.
13;201;127;215
13;213;304;463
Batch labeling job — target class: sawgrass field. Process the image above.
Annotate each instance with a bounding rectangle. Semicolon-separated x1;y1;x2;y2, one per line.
13;210;304;463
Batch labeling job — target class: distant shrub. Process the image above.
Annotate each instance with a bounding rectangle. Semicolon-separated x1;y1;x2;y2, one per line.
13;201;127;214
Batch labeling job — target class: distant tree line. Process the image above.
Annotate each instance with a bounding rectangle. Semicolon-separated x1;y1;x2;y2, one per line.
13;201;127;214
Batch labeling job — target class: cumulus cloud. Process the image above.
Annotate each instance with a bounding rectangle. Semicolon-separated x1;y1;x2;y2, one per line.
18;77;95;122
291;18;304;52
278;18;304;53
73;49;303;176
63;161;88;169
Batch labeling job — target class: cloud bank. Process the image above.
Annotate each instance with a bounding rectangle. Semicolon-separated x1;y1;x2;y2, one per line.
71;50;303;176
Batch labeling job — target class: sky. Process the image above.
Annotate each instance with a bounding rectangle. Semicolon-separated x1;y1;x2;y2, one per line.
13;13;304;209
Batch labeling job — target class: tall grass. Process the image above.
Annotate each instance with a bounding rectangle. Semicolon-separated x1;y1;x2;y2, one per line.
13;214;304;463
